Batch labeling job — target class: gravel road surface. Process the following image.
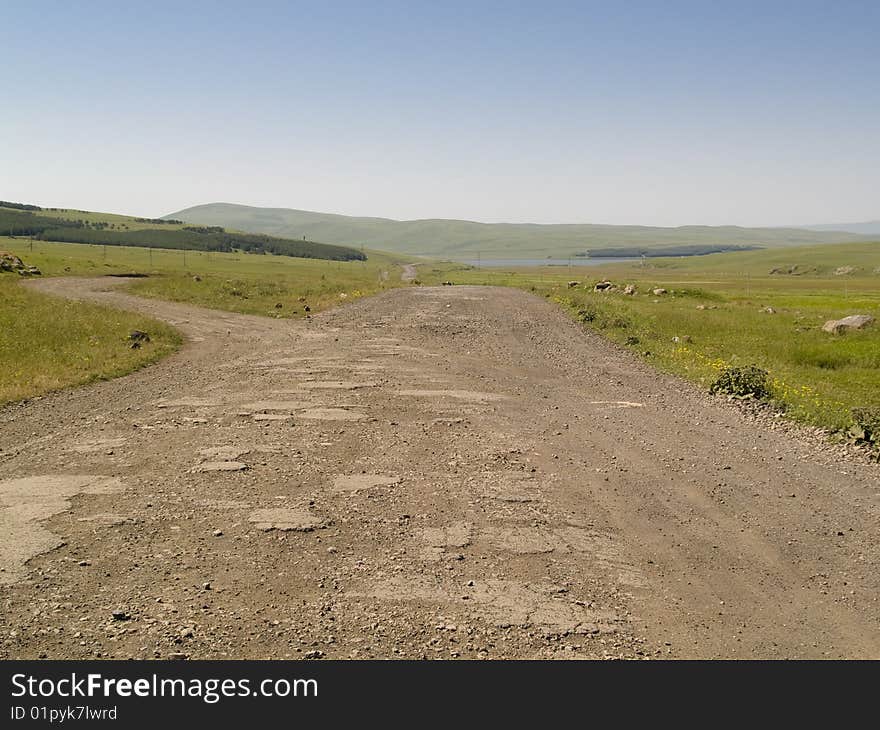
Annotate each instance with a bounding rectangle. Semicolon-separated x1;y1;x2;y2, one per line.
1;277;877;659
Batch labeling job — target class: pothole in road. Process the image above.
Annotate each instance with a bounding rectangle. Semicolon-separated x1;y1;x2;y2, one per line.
359;576;618;634
418;521;473;560
0;475;124;585
481;524;646;588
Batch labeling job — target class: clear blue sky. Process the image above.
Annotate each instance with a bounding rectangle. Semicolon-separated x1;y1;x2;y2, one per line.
3;0;878;226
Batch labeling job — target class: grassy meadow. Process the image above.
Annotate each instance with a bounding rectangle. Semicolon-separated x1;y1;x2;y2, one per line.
421;242;880;431
30;207;186;230
0;271;181;405
0;237;419;318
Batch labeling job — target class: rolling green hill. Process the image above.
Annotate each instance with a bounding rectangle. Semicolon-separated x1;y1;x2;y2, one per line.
0;203;365;261
165;202;873;259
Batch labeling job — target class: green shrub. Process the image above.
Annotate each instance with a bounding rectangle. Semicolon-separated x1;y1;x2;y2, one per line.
576;307;596;323
850;407;880;449
709;364;771;400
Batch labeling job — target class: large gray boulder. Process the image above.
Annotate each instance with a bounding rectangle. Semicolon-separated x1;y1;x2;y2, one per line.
822;314;875;334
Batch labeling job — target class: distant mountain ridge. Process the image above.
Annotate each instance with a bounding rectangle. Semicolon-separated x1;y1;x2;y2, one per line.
165;203;875;259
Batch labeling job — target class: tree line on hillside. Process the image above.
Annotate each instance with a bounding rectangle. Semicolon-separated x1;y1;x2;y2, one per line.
135;217;182;225
0;201;43;211
0;209;87;235
183;225;225;234
580;244;763;258
0;209;366;261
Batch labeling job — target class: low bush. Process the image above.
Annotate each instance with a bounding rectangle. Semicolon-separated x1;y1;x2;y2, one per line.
850;407;880;451
709;364;771;400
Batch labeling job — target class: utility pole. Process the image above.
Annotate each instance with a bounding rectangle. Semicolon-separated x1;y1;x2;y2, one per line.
149;248;153;267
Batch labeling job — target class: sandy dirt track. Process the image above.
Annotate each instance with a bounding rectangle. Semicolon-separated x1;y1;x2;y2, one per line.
1;277;878;659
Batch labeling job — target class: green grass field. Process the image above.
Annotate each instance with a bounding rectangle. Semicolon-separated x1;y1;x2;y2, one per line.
421;242;880;431
129;249;412;318
0;237;419;318
31;207;191;230
0;272;181;406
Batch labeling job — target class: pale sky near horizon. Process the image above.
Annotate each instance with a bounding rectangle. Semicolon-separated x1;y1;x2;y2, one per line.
3;0;879;227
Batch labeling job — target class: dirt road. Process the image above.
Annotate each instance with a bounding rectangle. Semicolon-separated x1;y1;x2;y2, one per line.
1;277;878;659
